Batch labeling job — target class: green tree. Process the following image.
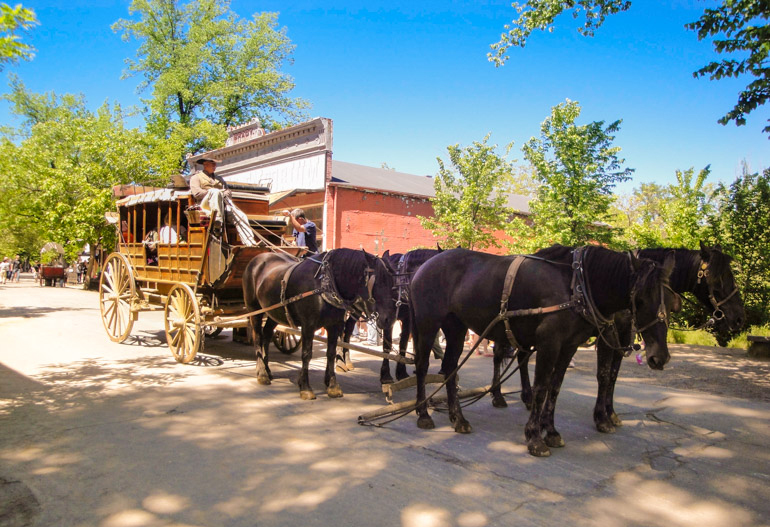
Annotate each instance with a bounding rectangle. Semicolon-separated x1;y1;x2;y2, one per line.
419;134;516;251
0;81;163;264
517;99;632;250
113;0;309;168
706;166;770;327
687;2;770;134
621;182;668;247
660;166;714;248
0;3;37;69
489;1;770;135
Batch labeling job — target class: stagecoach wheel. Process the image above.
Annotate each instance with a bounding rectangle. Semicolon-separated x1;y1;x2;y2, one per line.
99;253;136;343
164;284;202;363
273;330;301;354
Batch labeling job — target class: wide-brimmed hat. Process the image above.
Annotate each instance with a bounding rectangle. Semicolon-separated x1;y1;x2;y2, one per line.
195;157;221;165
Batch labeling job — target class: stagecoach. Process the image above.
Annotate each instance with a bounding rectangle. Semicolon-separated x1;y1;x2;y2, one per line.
98;182;307;362
99;182;408;368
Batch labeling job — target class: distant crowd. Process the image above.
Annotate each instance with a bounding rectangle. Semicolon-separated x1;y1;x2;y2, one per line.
0;255;25;284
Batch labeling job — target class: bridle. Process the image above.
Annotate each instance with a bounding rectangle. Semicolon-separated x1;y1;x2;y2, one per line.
697;261;739;323
630;266;674;336
308;252;382;321
393;253;411;309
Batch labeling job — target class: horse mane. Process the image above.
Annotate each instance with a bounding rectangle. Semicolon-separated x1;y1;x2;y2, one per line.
533;244;574;263
637;248;697;290
324;249;370;293
404;248;441;270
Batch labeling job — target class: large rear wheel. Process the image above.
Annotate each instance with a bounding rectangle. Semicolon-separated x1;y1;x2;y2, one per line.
99;253;136;343
273;330;301;354
164;284;202;363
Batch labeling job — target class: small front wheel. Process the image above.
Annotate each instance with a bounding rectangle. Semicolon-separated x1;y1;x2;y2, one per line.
164;284;202;363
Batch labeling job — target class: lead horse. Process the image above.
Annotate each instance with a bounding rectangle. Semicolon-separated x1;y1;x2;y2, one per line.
591;242;744;432
409;245;680;457
508;242;745;432
242;248;396;400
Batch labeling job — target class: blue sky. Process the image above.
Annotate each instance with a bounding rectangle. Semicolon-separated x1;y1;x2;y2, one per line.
3;0;768;195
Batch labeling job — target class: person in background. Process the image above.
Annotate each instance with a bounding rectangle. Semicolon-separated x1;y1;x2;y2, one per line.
12;255;21;282
121;221;135;243
0;257;9;285
282;208;318;254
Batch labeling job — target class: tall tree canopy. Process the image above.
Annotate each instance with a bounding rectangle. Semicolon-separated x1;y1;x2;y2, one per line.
514;99;633;250
113;0;309;167
420;135;516;251
489;1;770;135
0;3;37;69
0;79;162;262
706;166;770;327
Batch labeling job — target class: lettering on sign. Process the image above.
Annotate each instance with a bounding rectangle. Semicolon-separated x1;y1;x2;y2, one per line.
226;126;267;147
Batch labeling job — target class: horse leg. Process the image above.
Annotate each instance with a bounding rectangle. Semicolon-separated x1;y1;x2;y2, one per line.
336;315;357;373
325;323;344;398
605;317;632;427
607;349;625;426
395;318;409;381
298;325;317;400
518;351;533;410
380;321;394;384
594;339;617;433
525;344;556;457
251;314;272;385
442;318;472;434
414;320;440;430
540;347;577;449
490;342;508;408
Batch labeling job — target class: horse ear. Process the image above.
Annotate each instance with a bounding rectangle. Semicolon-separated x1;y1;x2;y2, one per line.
663;251;676;278
381;253;396;274
382;249;390;261
699;240;712;262
436;243;443;252
628;251;641;271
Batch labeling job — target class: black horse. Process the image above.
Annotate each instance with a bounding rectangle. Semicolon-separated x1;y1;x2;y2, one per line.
588;242;745;433
242;248;396;400
409;245;680;457
334;247;443;383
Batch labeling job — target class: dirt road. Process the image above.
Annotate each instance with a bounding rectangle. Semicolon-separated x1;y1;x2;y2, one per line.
2;277;769;527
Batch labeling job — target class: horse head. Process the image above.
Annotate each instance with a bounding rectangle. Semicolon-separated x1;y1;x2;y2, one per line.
630;252;681;370
696;241;745;332
360;249;397;330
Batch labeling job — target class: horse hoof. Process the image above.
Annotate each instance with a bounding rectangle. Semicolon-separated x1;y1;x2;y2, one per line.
257;376;271;386
336;365;348;373
327;386;343;398
417;416;435;430
300;390;316;400
527;439;551;457
454;420;472;434
380;377;394;385
492;396;508;408
610;413;623;427
346;361;355;371
544;433;565;448
596;421;616;434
